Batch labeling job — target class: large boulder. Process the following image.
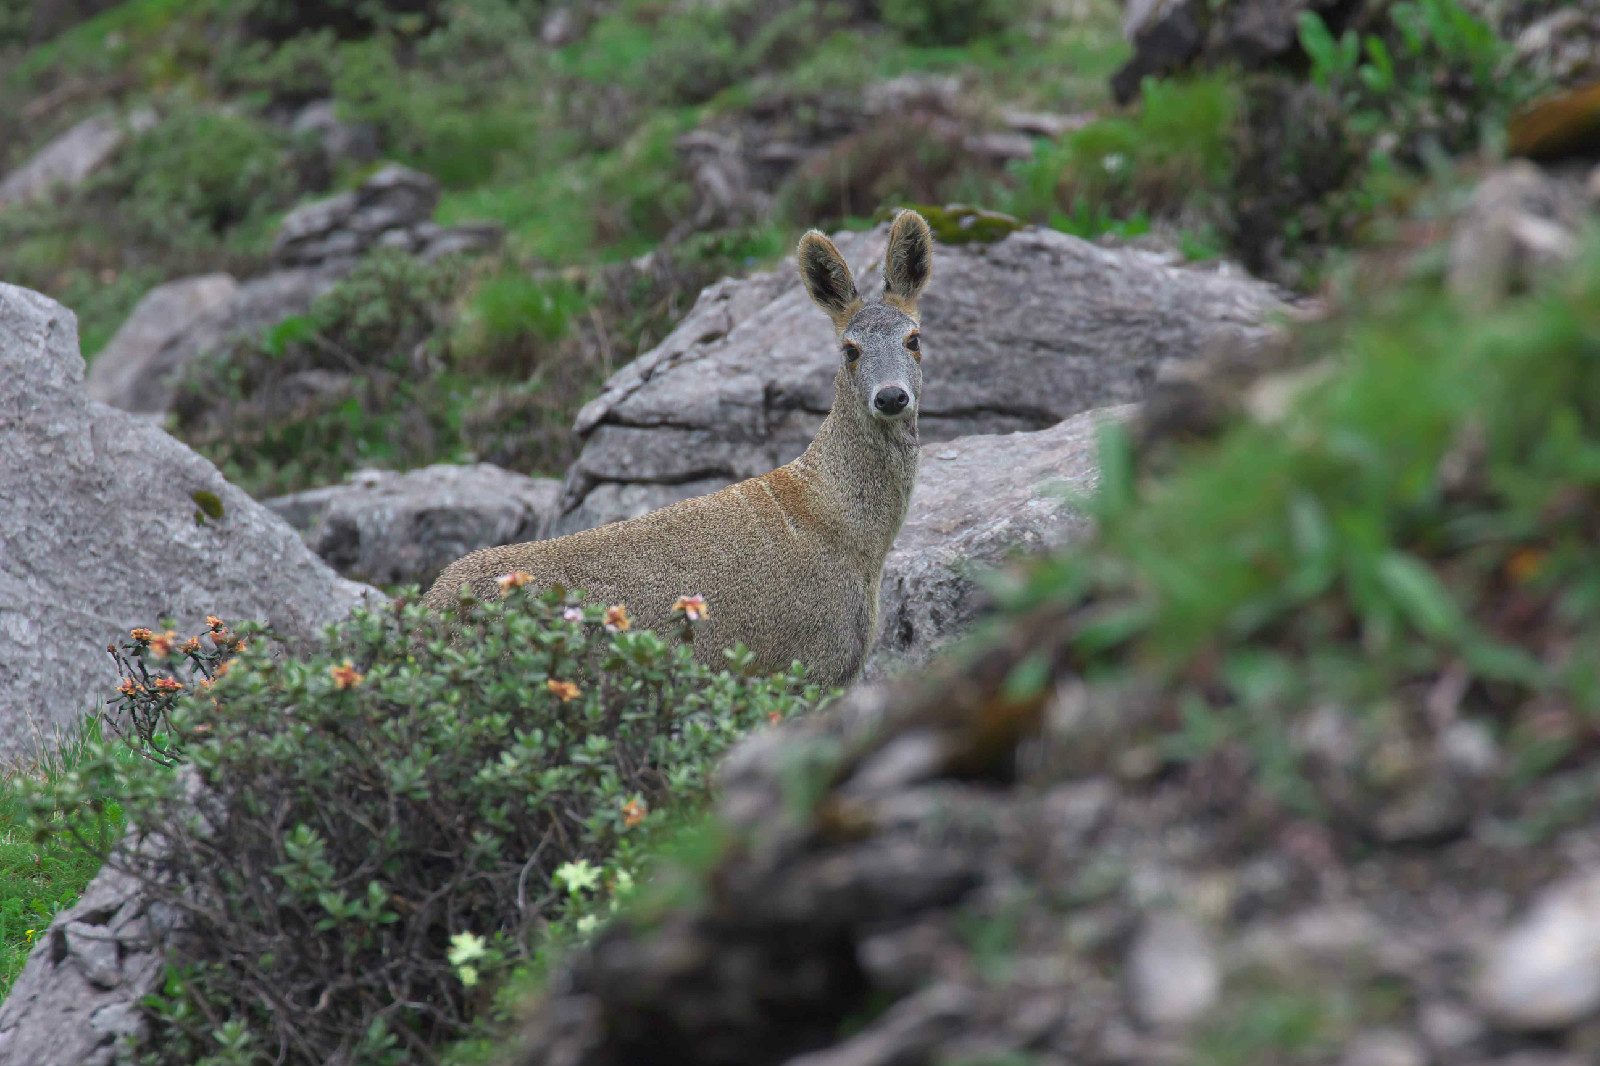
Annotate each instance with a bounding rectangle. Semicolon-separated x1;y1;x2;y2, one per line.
264;464;562;589
864;405;1128;680
83;274;240;415
85;266;344;421
554;223;1289;535
0;283;375;757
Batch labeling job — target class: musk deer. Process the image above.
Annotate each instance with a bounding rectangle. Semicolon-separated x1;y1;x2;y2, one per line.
423;210;934;687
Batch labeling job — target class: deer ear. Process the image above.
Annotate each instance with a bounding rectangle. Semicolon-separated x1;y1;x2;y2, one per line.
883;210;933;313
798;230;860;328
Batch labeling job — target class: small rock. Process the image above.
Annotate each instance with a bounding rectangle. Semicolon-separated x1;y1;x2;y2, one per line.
1341;1028;1428;1066
64;922;121;988
1476;868;1600;1030
540;6;579;46
1447;163;1582;307
1417;999;1485;1054
1126;912;1220;1028
290;99;379;169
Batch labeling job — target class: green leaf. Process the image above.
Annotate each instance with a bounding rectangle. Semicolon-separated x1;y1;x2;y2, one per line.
1376;552;1463;640
190;490;224;521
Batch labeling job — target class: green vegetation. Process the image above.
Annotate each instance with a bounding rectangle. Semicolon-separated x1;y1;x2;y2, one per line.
0;717;141;996
17;587;822;1063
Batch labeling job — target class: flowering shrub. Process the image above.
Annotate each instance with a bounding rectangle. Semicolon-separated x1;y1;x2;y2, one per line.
26;586;821;1066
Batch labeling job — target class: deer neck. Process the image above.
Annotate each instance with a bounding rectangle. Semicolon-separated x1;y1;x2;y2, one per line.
796;369;920;568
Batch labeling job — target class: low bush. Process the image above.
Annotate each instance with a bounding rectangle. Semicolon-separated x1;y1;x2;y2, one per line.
873;0;1021;47
172;248;465;497
23;586;823;1065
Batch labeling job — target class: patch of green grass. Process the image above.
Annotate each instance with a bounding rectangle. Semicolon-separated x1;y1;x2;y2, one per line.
0;716;135;997
1003;72;1240;235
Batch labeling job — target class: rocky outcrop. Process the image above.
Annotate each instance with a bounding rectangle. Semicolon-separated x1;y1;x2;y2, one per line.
83;274;240;415
265;464;562;589
0;283;376;757
271;163;502;270
864;406;1128;680
0;109;155;207
554;223;1289;535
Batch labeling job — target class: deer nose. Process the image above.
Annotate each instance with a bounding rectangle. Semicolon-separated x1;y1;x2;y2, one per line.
874;386;909;416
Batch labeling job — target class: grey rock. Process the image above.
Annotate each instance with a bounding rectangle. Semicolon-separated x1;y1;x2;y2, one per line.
90;265;343;419
272;163;502;271
1418;999;1486;1054
0;283;376;757
1341;1028;1429;1066
1476;868;1600;1030
554;223;1288;535
290;99;380;169
0;109;155;207
265;463;561;588
864;405;1128;680
1448;163;1584;308
1513;4;1600;89
1111;0;1347;103
1127;912;1220;1027
83;274;239;413
0;860;166;1066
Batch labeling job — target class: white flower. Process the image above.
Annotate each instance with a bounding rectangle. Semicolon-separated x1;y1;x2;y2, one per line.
563;606;583;623
555;859;602;896
576;914;600;936
1102;152;1127;174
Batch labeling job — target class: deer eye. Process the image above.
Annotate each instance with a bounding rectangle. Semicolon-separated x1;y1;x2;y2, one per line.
842;342;861;361
905;334;920;352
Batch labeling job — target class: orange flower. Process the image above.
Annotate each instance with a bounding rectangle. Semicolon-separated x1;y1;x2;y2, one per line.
153;677;184;693
768;711;782;725
671;594;709;622
1507;548;1548;586
213;660;231;679
621;798;647;828
205;615;226;632
147;630;178;657
603;604;631;633
497;570;533;591
130;628;152;643
330;660;365;690
117;678;142;697
547;679;581;703
182;637;201;654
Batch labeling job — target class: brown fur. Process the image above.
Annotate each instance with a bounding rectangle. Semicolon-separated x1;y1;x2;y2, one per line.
424;212;935;688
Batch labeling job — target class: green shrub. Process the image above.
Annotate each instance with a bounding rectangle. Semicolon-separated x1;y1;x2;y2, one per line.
1003;73;1239;237
25;586;822;1065
874;0;1020;47
172;249;465;496
105;105;299;245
